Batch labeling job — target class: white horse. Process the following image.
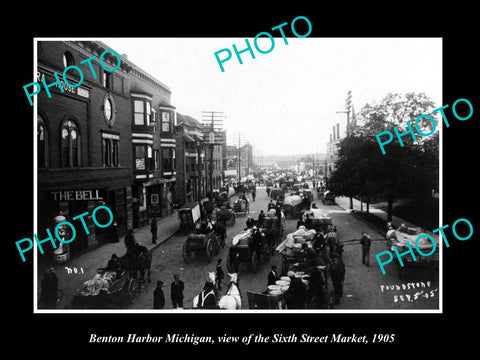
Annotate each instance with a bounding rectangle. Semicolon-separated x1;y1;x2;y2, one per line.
218;273;242;310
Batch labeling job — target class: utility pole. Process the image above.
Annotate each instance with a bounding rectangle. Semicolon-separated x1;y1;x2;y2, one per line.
202;111;224;196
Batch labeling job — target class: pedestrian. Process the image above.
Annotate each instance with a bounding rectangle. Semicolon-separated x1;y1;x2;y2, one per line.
266;187;271;198
331;254;345;305
284;271;308;309
151;217;158;244
246;216;256;229
304;214;312;230
124;229;137;255
216;258;225;291
257;210;265;228
109;221;119;243
153;280;165;309
268;200;275;210
360;232;371;266
267;265;279;286
251;189;256;202
170;274;185;309
40;267;59;309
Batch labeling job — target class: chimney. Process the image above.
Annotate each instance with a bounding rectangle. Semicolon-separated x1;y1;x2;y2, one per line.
332;126;336;140
337;123;340;140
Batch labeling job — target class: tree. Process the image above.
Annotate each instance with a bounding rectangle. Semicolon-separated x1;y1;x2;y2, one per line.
331;92;439;222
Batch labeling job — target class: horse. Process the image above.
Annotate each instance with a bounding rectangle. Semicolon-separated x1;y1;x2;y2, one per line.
218;273;242;310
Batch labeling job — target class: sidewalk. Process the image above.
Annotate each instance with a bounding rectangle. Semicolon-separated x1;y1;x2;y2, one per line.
37;210;180;309
335;196;439;238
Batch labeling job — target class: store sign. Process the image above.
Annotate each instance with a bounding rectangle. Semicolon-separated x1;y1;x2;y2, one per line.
37;71;90;99
51;190;103;201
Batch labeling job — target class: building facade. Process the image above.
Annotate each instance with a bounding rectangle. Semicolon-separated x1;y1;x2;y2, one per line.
175;113;206;206
128;63;176;227
37;41;133;258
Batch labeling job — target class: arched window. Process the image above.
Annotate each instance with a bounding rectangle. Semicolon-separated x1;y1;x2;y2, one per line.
61;119;81;167
37;115;47;168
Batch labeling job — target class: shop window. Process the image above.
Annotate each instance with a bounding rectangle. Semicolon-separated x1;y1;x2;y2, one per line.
61;119;80;168
38;115;48;168
135;144;153;171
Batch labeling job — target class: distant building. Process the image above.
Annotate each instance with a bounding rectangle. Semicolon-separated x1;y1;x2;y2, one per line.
175;113;206;205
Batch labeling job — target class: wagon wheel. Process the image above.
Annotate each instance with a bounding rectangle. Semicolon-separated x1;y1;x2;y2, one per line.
183;242;192;263
127;278;138;302
213;235;220;255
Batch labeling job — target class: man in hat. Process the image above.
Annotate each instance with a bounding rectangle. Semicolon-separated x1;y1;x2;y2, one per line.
267;265;279;286
360;232;371;267
170;274;185;309
153;280;165;309
151;217;158;244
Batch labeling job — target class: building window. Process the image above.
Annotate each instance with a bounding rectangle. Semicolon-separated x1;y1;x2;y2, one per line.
63;51;75;68
61;119;80;167
162;148;175;171
133;99;152;126
38;115;47;168
135;144;153;171
162;112;171;133
103;71;112;89
102;133;119;167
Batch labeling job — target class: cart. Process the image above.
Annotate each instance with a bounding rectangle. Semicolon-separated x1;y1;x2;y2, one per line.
183;230;220;263
233;198;249;215
389;228;439;280
226;230;271;273
70;267;138;309
178;202;201;233
262;214;285;249
216;206;236;226
321;190;335;205
283;194;309;218
247;291;283;309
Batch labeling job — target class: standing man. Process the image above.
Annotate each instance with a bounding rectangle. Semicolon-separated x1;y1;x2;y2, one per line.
267;265;279;286
360;232;371;267
251;188;256;202
40;267;59;309
153;280;165;309
216;258;225;291
150;217;158;244
171;274;185;309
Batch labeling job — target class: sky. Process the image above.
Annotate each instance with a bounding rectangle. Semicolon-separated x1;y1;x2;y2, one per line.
99;37;442;157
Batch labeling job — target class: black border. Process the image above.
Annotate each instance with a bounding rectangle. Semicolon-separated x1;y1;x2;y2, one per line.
7;5;478;354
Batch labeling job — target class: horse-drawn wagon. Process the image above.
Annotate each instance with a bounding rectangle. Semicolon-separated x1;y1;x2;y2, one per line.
178;202;201;233
283;194;310;218
233;198;249;215
215;206;236;226
386;225;439;280
226;228;271;273
183;230;221;263
69;251;151;309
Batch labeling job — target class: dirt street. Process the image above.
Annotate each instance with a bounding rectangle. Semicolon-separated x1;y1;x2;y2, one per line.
129;187;440;311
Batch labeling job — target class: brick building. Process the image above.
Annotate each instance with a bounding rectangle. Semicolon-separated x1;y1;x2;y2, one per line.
37;41;133;258
128;62;176;227
175;113;206;205
36;40;176;261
